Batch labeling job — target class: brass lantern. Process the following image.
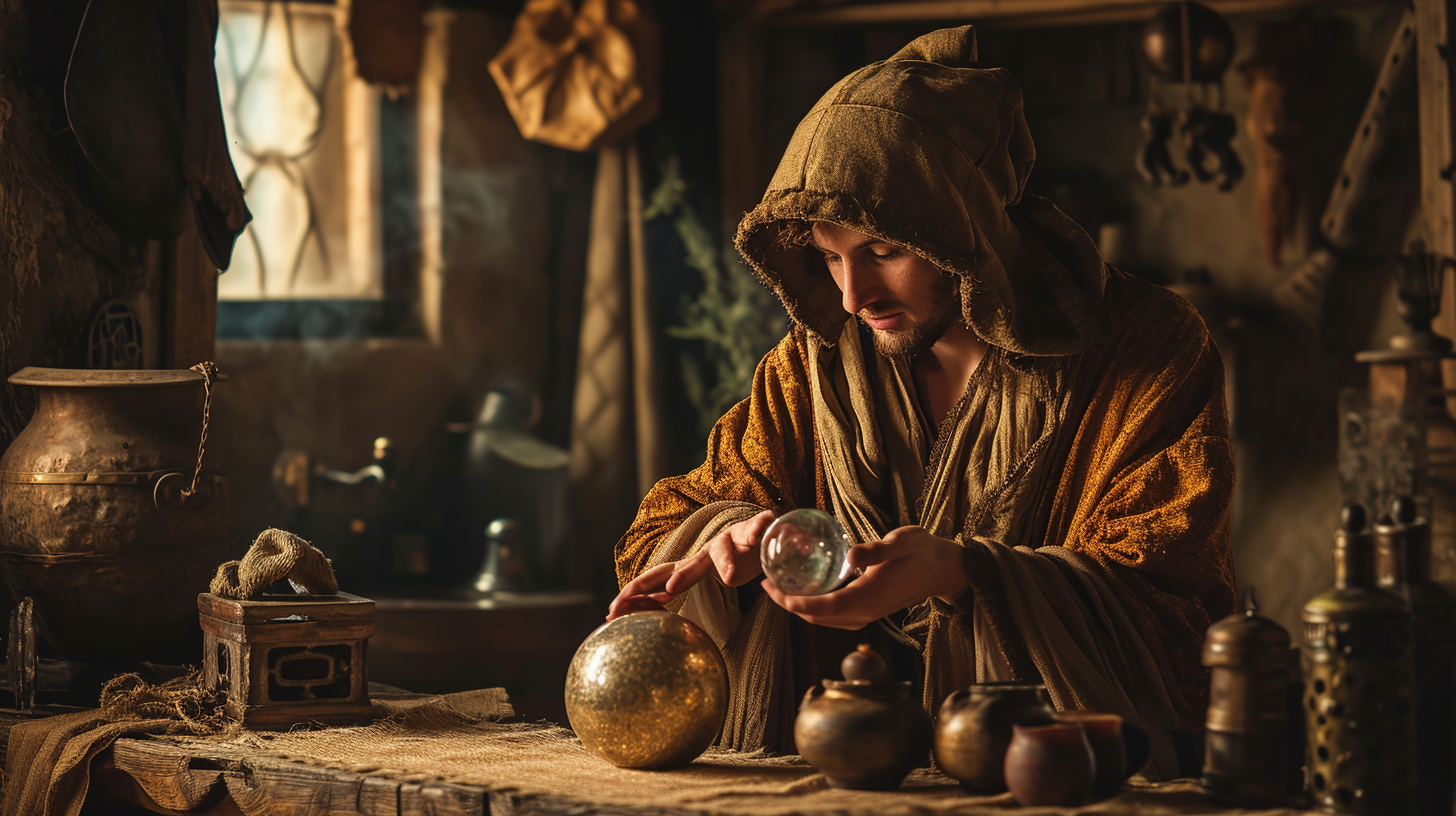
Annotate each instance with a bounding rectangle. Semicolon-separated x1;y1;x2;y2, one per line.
1202;590;1298;807
1301;504;1414;815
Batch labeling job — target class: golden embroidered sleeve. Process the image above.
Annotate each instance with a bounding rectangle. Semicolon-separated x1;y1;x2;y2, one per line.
614;332;821;586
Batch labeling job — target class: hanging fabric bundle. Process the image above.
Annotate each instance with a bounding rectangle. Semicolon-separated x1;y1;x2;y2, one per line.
487;0;661;152
65;0;252;267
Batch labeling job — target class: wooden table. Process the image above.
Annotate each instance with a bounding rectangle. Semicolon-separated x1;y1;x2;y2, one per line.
0;692;1321;816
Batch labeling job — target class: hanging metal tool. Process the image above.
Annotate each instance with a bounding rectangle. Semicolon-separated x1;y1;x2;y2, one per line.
1136;1;1242;192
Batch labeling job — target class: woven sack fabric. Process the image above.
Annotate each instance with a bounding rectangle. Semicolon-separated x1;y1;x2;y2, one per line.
488;0;660;152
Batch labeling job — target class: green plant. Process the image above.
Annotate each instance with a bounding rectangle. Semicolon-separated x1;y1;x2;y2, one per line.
645;157;785;437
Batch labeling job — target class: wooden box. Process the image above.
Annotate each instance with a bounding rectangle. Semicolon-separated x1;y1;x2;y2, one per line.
198;591;374;730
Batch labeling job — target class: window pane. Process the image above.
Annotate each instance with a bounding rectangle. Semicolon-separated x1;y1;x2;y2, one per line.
216;1;382;300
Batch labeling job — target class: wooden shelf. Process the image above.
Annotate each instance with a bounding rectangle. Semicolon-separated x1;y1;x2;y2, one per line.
766;0;1390;27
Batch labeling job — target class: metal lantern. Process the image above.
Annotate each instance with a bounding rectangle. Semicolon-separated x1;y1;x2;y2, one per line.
1374;498;1456;816
1301;504;1414;815
1202;590;1298;807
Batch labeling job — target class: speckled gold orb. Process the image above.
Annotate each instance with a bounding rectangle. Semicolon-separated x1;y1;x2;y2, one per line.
564;611;728;768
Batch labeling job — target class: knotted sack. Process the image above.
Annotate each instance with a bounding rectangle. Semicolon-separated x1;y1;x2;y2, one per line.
209;528;338;599
487;0;660;152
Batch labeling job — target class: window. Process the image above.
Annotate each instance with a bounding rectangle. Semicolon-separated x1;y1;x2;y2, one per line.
215;0;414;338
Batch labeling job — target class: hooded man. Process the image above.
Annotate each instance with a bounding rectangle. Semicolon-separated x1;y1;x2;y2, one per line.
609;26;1235;779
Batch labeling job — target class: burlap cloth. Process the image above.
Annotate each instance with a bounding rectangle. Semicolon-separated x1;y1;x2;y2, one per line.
197;688;1318;815
209;527;339;599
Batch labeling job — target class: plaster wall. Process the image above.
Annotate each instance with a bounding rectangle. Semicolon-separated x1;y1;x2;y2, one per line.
208;11;577;590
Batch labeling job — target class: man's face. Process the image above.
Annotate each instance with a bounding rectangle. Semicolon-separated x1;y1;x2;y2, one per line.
809;222;959;357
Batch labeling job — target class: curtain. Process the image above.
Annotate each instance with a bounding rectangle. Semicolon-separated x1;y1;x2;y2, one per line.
568;142;668;591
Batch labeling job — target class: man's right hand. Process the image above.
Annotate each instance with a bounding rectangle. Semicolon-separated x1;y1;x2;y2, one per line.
606;509;776;620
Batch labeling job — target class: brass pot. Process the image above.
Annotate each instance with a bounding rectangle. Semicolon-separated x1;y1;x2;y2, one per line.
932;682;1055;793
794;645;931;790
0;367;236;663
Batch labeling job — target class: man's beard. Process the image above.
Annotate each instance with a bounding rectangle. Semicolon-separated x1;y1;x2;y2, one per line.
861;275;960;357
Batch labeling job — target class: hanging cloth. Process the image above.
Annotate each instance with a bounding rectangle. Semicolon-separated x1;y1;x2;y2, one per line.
487;0;660;152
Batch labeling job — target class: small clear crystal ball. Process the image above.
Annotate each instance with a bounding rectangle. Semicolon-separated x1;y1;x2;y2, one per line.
760;508;853;595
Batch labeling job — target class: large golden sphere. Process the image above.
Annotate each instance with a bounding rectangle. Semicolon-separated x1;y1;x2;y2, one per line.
564;611;728;768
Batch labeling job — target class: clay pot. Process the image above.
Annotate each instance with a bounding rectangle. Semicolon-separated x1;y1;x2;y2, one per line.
0;368;237;663
795;645;932;790
933;683;1056;793
1053;710;1133;797
1004;722;1096;807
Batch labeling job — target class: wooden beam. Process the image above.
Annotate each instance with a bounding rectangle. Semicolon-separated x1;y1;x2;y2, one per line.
1419;0;1456;257
1321;8;1417;252
1418;0;1456;407
162;218;219;369
768;0;1386;27
718;17;768;240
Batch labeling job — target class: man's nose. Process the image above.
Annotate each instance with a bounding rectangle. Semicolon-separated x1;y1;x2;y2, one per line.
837;259;879;315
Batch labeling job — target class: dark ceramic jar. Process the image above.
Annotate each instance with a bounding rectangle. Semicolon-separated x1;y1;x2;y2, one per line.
0;367;236;663
794;644;932;790
933;682;1056;792
1004;722;1097;806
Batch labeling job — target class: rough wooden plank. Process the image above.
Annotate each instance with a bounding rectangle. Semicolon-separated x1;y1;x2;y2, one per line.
109;740;225;811
767;0;1383;26
1321;8;1418;251
717;18;768;240
398;781;487;816
107;733;486;816
203;619;376;644
221;760;401;816
198;592;375;626
358;776;406;815
1419;0;1456;256
91;759;245;815
164;220;219;369
1416;0;1456;413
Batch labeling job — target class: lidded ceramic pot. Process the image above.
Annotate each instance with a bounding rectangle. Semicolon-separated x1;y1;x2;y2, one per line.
794;644;931;790
933;682;1055;792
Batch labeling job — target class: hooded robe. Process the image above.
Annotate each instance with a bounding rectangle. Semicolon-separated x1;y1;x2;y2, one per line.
616;26;1235;779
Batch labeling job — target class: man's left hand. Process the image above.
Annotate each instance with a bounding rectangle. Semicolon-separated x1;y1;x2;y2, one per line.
761;525;969;630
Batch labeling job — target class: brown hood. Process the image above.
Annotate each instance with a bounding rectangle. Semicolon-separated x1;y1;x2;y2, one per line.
734;26;1107;356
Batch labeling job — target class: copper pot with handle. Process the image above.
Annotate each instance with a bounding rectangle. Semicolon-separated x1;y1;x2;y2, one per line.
0;367;236;663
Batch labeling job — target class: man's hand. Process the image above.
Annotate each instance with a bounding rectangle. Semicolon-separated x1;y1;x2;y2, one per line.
761;525;968;630
606;510;776;620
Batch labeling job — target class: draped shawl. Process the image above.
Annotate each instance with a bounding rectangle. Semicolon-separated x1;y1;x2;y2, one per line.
615;25;1235;779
